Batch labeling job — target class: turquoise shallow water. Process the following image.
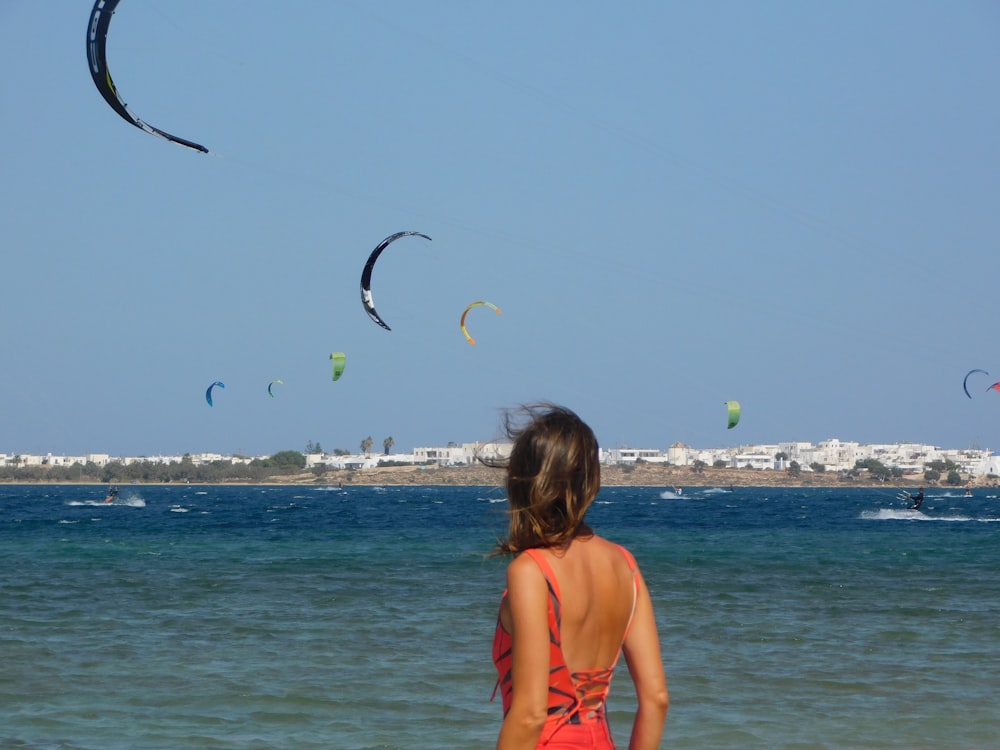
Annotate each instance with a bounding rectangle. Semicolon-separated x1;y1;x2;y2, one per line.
2;484;998;749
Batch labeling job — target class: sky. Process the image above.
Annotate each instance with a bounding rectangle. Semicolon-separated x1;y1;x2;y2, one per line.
2;1;999;457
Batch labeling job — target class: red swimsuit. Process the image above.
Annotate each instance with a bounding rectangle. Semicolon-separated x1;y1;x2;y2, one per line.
493;545;639;748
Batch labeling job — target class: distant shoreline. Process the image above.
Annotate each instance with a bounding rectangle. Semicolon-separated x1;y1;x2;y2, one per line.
3;463;991;488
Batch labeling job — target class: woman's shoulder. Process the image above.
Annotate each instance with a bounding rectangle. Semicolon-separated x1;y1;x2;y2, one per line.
505;551;552;595
507;548;547;575
582;535;638;570
584;533;632;553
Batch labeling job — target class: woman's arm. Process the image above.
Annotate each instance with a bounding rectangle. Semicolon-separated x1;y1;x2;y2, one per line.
496;555;551;750
622;570;669;750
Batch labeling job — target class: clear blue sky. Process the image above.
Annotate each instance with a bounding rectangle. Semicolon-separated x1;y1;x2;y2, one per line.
3;1;998;457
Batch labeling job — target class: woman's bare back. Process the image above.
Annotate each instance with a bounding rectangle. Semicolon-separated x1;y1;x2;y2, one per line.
530;535;636;673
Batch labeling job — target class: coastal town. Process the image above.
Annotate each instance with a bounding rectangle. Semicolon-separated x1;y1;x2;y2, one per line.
3;437;998;484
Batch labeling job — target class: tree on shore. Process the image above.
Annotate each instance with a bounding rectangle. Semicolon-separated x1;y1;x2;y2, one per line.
853;458;903;482
361;436;374;456
270;451;306;470
383;436;395;455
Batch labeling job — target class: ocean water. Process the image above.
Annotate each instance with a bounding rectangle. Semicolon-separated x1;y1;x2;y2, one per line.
1;483;998;749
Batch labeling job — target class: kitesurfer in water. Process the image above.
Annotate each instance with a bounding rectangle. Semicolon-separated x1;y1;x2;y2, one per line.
488;404;668;749
909;488;924;511
103;484;119;504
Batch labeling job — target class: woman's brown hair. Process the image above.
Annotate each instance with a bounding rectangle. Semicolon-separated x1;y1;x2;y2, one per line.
489;404;601;555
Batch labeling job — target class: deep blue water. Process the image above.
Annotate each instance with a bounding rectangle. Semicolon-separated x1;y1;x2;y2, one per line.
2;484;998;749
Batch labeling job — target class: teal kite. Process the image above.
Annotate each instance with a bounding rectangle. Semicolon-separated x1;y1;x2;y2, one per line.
963;369;989;399
206;381;225;407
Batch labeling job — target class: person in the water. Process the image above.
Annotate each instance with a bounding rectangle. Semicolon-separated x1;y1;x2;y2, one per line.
909;488;924;511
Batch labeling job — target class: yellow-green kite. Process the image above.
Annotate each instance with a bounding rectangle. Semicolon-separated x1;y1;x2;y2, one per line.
330;352;346;381
460;301;501;345
726;400;741;429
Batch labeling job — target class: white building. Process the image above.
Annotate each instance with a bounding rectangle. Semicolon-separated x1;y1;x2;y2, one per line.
460;441;512;464
979;455;1000;477
809;439;861;471
413;445;465;466
730;451;776;470
601;448;669;465
941;448;994;476
304;453;381;470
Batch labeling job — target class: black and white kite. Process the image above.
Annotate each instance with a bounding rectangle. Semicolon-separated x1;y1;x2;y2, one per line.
360;231;431;331
86;0;208;153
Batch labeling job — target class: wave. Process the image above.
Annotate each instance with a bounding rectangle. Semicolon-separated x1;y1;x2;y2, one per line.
65;497;145;508
661;487;735;498
860;508;1000;522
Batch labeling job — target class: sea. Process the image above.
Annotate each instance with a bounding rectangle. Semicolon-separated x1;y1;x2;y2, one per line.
2;483;998;750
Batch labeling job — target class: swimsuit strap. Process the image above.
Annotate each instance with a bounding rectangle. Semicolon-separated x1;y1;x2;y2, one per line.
491;550;562;709
523;548;561;599
616;544;640;644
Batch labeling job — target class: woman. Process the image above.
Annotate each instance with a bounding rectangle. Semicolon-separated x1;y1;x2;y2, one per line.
490;405;668;749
